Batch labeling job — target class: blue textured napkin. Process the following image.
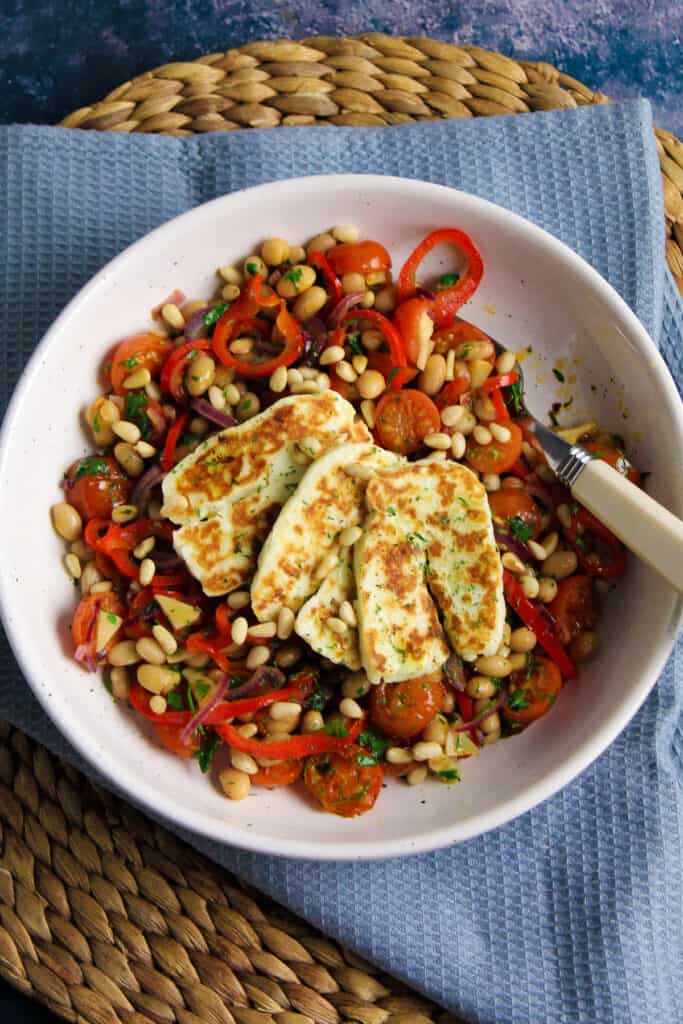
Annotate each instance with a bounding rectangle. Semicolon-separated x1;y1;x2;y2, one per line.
1;101;683;1024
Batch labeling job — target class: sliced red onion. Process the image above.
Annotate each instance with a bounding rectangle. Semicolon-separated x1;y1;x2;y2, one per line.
180;673;231;746
327;292;364;327
184;307;211;340
493;523;533;563
223;665;286;700
74;644;97;673
443;653;466;691
189;398;238;428
151;550;183;571
416;286;437;301
151;289;186;320
130;463;165;514
451;687;507;732
301;317;328;363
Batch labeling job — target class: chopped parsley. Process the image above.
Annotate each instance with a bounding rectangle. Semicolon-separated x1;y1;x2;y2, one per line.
245;261;259;276
457;496;470;507
74;456;109;479
194;733;220;773
386;506;397;517
316;755;332;775
508;380;522;413
346;332;363;356
124;392;151;438
438;272;459;288
204;303;228;328
358;728;389;766
552;368;565;382
509;516;533;543
507;689;530;711
324;719;349;738
307;689;327;712
437;767;461;784
283;266;303;285
166;691;185;710
387;366;403;386
106;612;118;625
121;356;139;369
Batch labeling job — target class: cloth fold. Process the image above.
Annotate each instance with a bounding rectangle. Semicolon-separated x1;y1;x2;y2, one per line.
1;100;682;1024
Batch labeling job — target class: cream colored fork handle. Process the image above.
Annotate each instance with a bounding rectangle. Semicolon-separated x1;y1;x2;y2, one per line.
571;459;683;592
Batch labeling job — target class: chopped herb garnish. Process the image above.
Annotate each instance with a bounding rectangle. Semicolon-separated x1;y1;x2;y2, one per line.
245;261;259;276
121;356;138;369
358;728;389;765
283;266;303;285
438;272;459;287
194;733;220;773
166;691;185;710
387;366;402;386
74;456;109;479
324;719;349;738
386;506;397;517
316;755;332;775
124;392;151;438
509;516;533;543
357;752;378;767
552;368;565;382
437;768;461;784
457;496;470;507
106;612;118;625
307;689;327;712
194;682;210;700
507;690;530;711
508;380;522;413
204;303;228;328
346;332;363;355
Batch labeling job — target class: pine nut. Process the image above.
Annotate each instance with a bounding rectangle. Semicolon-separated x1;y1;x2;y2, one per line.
339;601;357;627
510;627;537;653
139;558;155;586
387;746;413;765
224;384;241;405
469;359;493;389
473;425;492;445
441;404;465;428
407;766;428;785
422;714;449;744
133;537;155;559
135;441;156;458
276;606;295;640
340;525;363;548
64;553;81;579
352;354;368;375
147;695;166;715
270;701;301;722
542;549;578;579
317;346;343;369
412;741;443;762
451;432;466;459
475;655;512;677
335;360;358;383
138;663;178;695
228;591;250;610
459;410;477;435
219;265;243;285
332;224;359;243
123;368;151;389
219;767;251;800
91;581;113;594
424;432;451;450
113;420;141;444
502;552;526;575
231;617;248;645
230;749;259;775
80;562;103;594
238;722;259;738
341;673;371;700
360;399;376;428
341;271;365;294
208;385;226;410
418;354;446;395
339;697;363;719
521;574;540;599
114;442;144;477
327;617;348;635
136;636;166;665
299;710;323;734
268;365;288;393
110;666;129;700
442;690;455;714
445;349;456;381
474;396;496;423
483;473;500;492
99;399;120;424
70;539;89;559
357;369;385;399
495;350;516;374
109;641;140;666
290;380;324;395
490;422;511;443
541;532;559;557
153;624;178;655
249;621;277;639
246;645;270;670
112;504;138;524
537;577;558;603
52;502;83;541
528;540;547;561
161;303;185;331
146;380;162;401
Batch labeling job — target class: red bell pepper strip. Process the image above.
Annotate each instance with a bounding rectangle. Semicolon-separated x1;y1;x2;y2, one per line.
564;508;627;579
503;571;576;678
185;631;238;673
216;715;365;760
161;411;189;472
340;309;408;389
435;377;470;410
455;692;474;723
480;370;519;394
489;387;509;422
215;603;233;637
212;275;304;377
507;459;531;479
397;229;484;328
160;339;211;403
366;351;419;389
204;669;317;723
308;250;343;307
128;680;190;726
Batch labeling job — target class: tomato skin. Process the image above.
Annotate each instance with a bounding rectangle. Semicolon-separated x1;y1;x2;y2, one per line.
252;760;303;788
326;241;391;277
370;673;446;740
432;318;493;355
72;591;125;662
392;297;434;365
154;723;198;758
488;487;543;539
374;390;441;455
65;456;131;521
503;656;563;724
465;420;523;475
547;575;598;646
110;333;171;394
584;442;641;486
304;747;383;817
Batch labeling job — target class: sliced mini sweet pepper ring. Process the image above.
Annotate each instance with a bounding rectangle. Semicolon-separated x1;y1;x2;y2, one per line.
160;339;211;403
503;571;576;678
397;229;484;328
308;250;343;307
212;274;304;377
215;715;365;760
339;308;410;390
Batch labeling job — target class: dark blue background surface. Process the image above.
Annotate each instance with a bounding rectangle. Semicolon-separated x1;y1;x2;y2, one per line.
1;3;679;1021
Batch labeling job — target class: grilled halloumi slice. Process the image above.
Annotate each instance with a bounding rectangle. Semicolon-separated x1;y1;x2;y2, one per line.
354;511;450;684
162;392;369;596
294;550;362;670
359;461;504;679
251;441;402;621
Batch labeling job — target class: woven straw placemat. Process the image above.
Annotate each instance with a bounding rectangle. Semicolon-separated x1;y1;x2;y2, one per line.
2;34;681;1024
58;35;683;295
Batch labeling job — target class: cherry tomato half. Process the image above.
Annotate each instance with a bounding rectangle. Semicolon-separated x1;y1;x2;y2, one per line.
109;333;171;394
369;673;446;740
374;390;441;455
64;456;131;521
503;656;563;724
252;760;303;788
465;420;523;475
547;575;598;646
584;442;641;486
326;240;391;277
488;487;543;539
304;747;383;818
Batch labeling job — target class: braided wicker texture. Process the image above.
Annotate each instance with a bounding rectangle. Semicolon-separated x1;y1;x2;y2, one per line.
59;35;683;295
0;722;457;1024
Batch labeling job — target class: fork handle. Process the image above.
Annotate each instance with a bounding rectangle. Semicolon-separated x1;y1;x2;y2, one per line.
571;459;683;592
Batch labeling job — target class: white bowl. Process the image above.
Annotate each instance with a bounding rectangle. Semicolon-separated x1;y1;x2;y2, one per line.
1;175;681;861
